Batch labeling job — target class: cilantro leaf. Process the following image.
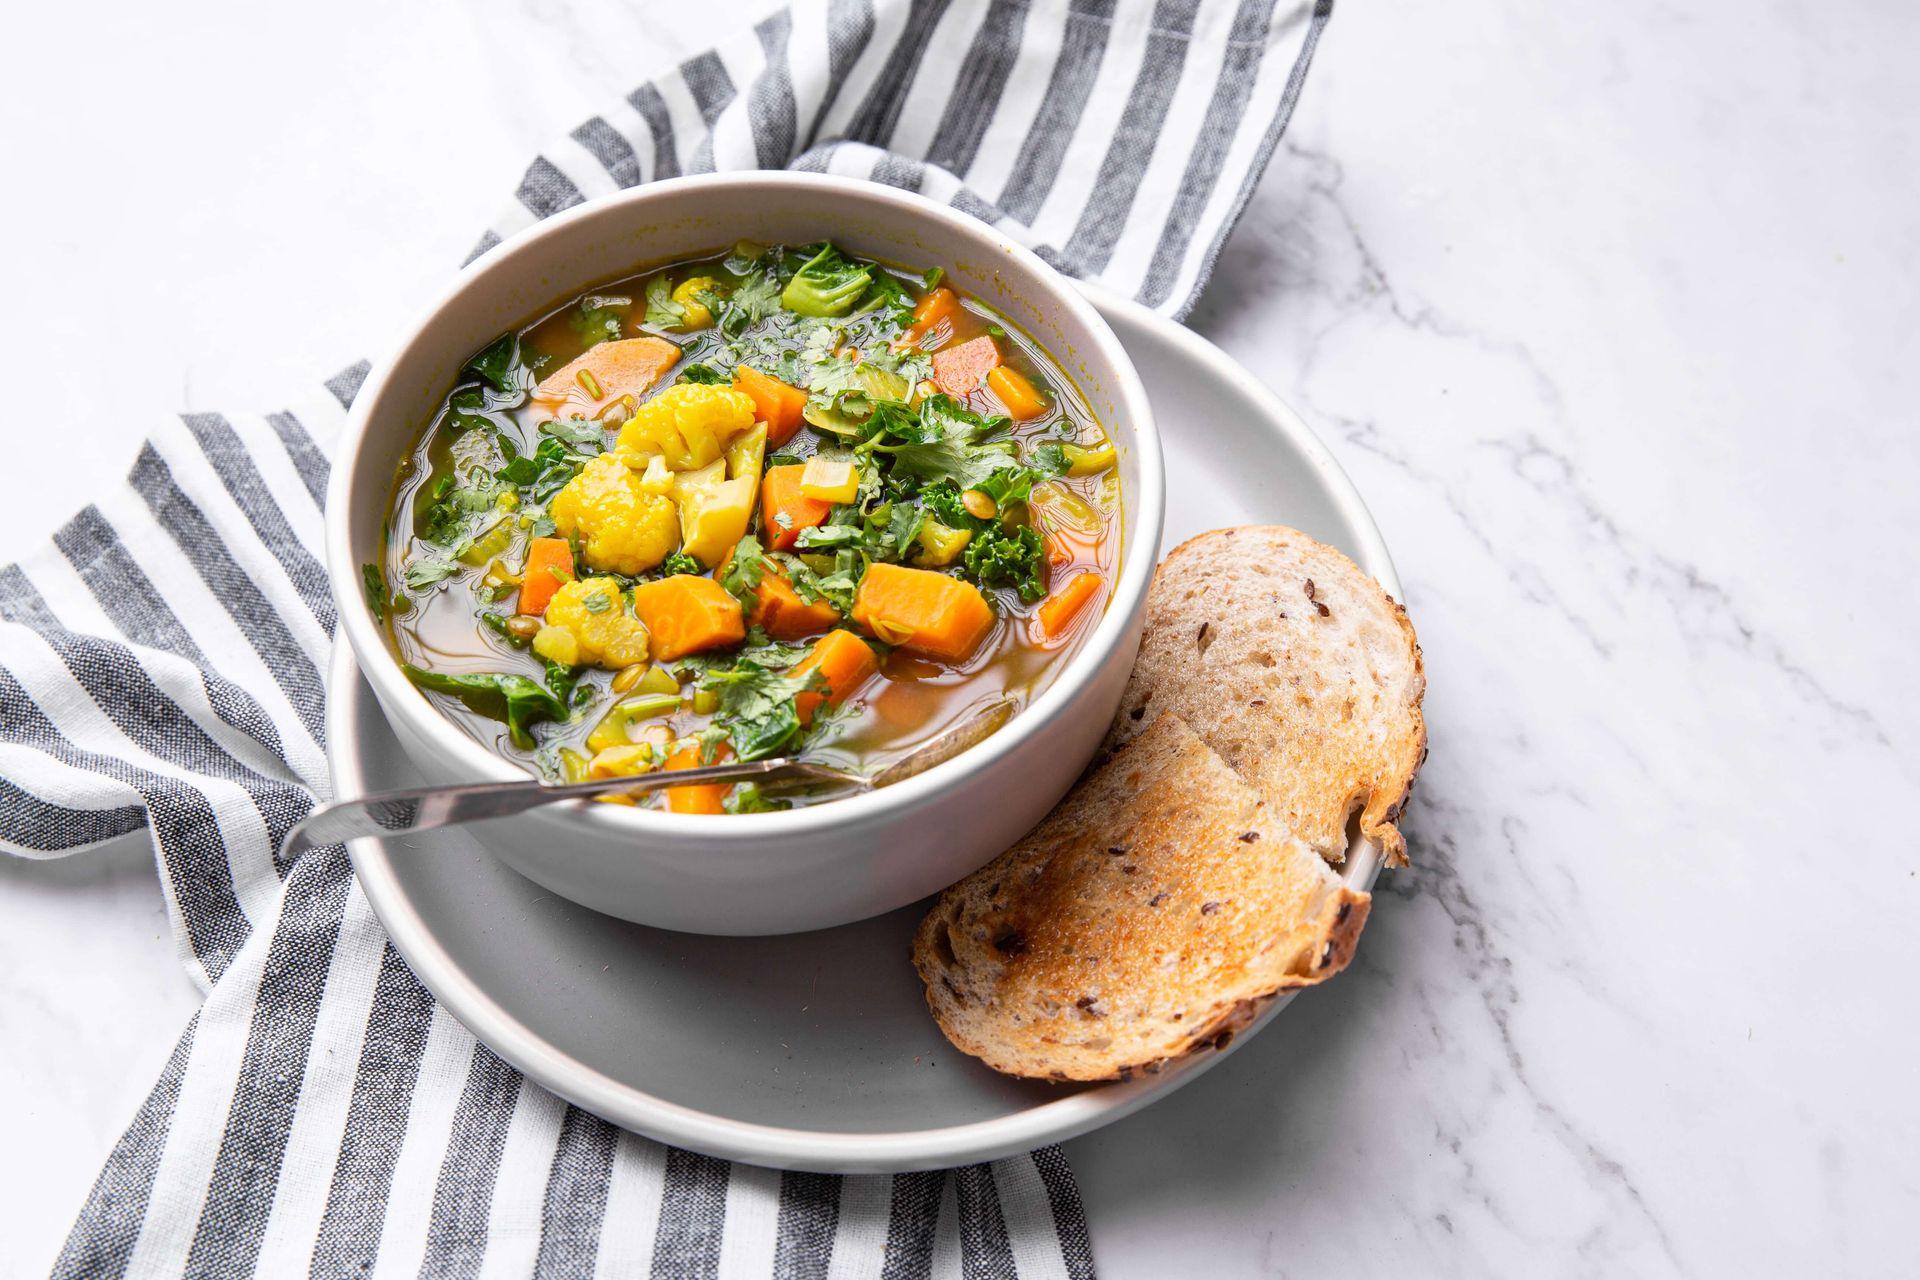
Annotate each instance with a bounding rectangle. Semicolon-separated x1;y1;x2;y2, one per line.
569;296;627;348
883;434;1019;492
695;655;831;761
419;469;507;550
403;555;460;591
918;393;1010;443
723;240;767;275
718;535;772;606
645;275;689;330
717;272;783;337
973;447;1068;509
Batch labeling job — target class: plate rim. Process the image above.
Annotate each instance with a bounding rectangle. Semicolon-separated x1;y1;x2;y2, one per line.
332;287;1396;1172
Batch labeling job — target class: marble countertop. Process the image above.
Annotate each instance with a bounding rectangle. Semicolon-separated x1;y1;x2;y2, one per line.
3;0;1915;1274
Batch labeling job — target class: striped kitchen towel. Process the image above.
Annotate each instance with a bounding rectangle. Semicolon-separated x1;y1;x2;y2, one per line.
0;0;1331;1275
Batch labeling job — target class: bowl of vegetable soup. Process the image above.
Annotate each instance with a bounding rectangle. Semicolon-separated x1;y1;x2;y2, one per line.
327;172;1162;934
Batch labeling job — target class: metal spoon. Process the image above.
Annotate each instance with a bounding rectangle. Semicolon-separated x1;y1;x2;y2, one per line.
281;697;1015;859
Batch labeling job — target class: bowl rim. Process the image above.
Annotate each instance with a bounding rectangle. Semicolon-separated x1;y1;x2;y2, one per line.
325;170;1166;841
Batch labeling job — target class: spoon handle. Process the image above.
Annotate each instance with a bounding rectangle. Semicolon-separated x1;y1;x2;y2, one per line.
281;758;866;859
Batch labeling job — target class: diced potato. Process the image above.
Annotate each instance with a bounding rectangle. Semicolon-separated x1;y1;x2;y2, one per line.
852;564;994;662
673;460;757;568
636;664;681;697
725;422;768;484
800;456;860;504
915;520;973;566
724;421;768;517
588;743;660;779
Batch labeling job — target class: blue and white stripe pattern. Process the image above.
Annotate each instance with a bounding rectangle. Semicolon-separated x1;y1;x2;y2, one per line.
0;0;1330;1273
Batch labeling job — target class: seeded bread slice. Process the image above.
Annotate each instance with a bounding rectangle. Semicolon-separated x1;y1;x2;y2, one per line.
914;714;1369;1082
1101;526;1426;866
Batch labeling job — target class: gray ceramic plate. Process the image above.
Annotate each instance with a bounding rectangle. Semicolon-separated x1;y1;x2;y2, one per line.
330;286;1399;1172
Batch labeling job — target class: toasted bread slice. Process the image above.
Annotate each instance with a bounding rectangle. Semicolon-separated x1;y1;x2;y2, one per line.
914;714;1369;1081
1101;526;1425;866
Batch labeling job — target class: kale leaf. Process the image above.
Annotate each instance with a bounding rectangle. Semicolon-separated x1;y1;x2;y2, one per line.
403;555;460;591
463;335;533;398
781;243;872;318
861;269;917;319
495;434;591;504
963;524;1048;602
917;476;1058;603
539;416;607;449
403;664;574;749
678;363;730;385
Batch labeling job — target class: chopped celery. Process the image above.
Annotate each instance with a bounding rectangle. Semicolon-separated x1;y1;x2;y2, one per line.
458;518;514;566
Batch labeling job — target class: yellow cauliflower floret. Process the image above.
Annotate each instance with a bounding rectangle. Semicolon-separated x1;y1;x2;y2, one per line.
549;453;679;575
671;277;724;330
616;383;758;472
534;578;651;670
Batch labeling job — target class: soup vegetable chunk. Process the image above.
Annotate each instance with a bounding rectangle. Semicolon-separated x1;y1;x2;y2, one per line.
375;241;1119;812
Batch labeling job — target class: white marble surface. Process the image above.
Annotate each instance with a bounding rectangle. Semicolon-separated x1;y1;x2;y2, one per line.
3;0;1916;1275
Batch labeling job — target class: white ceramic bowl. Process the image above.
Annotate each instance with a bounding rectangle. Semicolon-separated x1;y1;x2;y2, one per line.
326;173;1164;935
